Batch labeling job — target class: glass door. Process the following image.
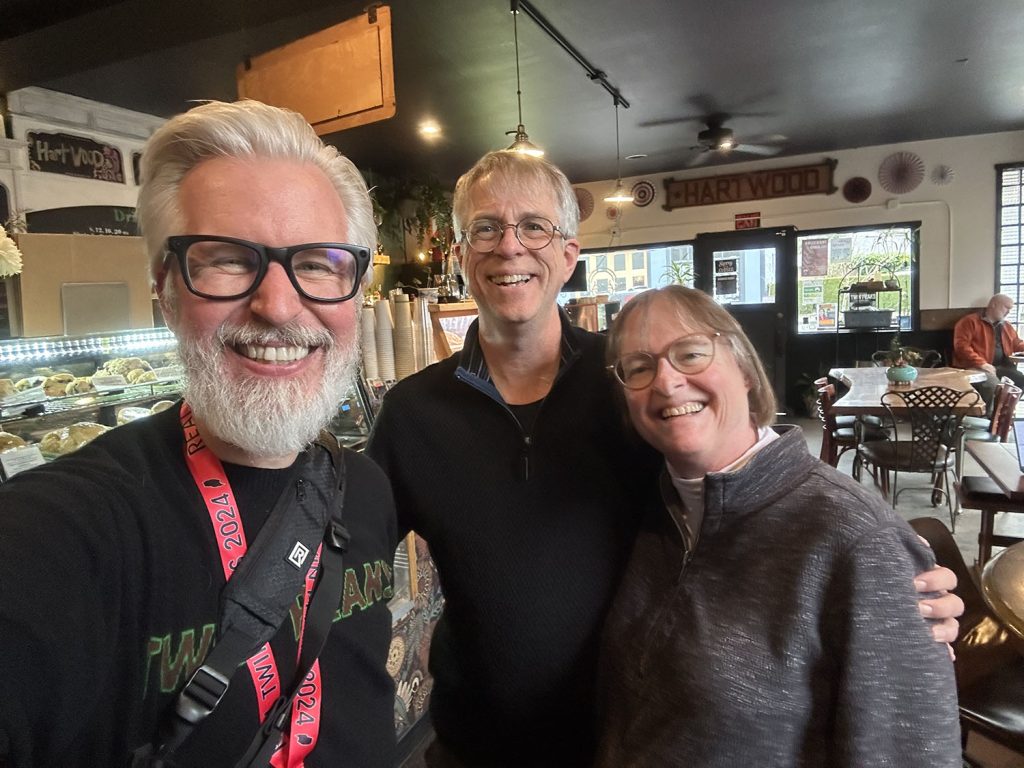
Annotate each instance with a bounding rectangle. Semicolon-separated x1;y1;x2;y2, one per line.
693;228;795;408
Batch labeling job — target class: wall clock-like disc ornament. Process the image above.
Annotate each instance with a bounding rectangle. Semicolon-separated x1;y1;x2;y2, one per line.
878;151;925;194
631;180;656;207
931;164;955;185
842;176;872;203
574;188;594;222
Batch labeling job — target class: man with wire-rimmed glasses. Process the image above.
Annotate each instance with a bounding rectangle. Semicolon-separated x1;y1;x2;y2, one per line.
0;100;398;768
367;149;967;768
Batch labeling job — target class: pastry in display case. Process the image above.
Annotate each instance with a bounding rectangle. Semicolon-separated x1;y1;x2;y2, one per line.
0;431;27;451
0;327;182;471
38;421;110;456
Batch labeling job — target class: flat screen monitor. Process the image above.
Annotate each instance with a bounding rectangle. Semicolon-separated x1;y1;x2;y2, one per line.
561;261;588;293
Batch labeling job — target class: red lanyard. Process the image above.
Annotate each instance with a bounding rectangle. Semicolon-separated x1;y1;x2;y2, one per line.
180;402;323;767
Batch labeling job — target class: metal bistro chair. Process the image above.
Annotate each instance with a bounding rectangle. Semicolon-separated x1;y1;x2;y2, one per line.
954;381;1024;565
858;385;981;519
816;384;888;479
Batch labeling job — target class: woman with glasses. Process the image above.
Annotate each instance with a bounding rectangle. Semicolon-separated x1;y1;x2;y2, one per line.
594;285;960;767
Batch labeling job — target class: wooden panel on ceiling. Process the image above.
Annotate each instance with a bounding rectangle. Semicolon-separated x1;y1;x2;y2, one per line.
236;4;395;136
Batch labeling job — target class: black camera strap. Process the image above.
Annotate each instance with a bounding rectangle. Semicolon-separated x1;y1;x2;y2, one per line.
130;424;349;768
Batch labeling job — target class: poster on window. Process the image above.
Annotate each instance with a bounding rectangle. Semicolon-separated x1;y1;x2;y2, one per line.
830;236;853;263
800;314;819;332
817;302;837;329
801;239;829;277
802;281;824;305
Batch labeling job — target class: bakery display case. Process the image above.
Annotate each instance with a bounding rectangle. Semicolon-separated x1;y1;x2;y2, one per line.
0;327;182;477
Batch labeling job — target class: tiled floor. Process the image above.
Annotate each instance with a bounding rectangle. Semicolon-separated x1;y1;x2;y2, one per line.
788;415;1024;569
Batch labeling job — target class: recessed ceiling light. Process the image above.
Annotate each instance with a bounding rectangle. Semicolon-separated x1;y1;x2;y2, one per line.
625;153;648;160
418;121;442;139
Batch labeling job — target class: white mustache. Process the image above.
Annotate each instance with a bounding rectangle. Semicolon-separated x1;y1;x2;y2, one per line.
216;322;334;349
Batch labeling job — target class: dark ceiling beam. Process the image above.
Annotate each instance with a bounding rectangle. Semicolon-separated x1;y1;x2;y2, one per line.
513;0;629;109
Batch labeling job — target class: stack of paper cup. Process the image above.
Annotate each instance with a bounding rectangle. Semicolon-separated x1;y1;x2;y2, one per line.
417;295;435;367
409;296;423;371
360;305;379;380
392;293;416;380
374;299;396;381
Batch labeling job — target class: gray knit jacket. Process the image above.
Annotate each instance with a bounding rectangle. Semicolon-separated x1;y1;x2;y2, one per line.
594;425;961;767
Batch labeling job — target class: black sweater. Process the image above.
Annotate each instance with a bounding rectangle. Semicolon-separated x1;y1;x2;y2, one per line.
0;405;397;767
366;316;660;766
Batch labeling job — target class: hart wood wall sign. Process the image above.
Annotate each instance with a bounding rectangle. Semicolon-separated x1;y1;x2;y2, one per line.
663;159;836;210
26;131;125;184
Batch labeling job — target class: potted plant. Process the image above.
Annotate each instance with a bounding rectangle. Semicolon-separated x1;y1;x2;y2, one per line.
661;259;695;287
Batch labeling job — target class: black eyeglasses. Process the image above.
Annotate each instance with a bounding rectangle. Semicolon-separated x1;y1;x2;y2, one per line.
462;216;563;252
608;333;722;390
164;235;370;303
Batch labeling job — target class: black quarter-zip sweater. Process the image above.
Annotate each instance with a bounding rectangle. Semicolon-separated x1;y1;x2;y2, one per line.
366;311;661;767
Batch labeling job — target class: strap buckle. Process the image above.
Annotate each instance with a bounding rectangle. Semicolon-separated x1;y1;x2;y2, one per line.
327;521;350;553
175;663;231;724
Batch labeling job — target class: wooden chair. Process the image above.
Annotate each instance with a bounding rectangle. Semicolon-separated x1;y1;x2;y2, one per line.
816;384;887;479
961;376;1017;437
909;517;1024;759
814;376;884;431
954;382;1024;564
858;386;981;521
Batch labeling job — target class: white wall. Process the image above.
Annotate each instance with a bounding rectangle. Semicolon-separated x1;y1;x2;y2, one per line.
574;131;1024;311
4;87;165;216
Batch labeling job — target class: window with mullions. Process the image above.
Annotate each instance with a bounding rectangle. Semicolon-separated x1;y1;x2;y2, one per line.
563;243;694;307
795;224;917;334
997;163;1024;324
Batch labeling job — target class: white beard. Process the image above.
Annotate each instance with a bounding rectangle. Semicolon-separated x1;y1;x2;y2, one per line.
176;321;358;458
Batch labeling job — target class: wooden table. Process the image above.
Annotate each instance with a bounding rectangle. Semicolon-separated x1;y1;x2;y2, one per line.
964;440;1024;565
981;541;1024;642
829;366;986;416
965;441;1024;501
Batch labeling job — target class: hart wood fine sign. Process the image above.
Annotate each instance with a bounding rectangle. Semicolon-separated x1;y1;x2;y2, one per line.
26;131;126;184
663;159;836;210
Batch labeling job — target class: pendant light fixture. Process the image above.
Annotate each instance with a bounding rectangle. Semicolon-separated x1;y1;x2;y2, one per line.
604;100;634;203
505;1;544;157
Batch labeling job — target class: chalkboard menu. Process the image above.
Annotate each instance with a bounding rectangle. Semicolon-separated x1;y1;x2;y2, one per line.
26;130;125;184
26;206;138;236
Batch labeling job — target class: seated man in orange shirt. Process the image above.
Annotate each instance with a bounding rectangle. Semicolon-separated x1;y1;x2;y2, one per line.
953;293;1024;408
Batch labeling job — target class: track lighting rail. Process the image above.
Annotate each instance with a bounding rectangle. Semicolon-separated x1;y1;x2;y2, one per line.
512;0;629;109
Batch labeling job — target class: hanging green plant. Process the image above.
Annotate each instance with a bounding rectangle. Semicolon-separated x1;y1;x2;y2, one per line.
404;178;454;262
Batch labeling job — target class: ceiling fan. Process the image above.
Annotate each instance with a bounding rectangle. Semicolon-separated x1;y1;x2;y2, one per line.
686;113;783;167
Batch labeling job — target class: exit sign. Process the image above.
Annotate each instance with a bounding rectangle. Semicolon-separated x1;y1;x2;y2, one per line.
735;212;761;229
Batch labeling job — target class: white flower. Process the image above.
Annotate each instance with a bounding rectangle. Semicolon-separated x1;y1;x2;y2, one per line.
0;225;22;278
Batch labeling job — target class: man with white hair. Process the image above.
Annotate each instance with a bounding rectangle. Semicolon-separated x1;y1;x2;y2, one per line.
953;292;1024;408
0;101;396;767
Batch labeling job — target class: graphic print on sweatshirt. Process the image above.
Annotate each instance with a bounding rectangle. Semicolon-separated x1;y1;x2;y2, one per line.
143;558;393;696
